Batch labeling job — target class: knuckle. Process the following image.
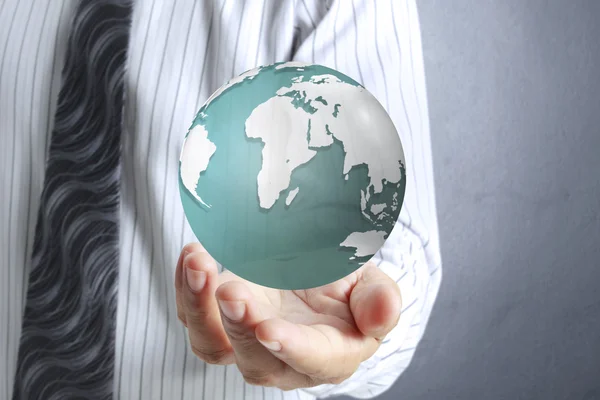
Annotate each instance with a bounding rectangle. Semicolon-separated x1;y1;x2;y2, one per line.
328;374;350;385
313;361;329;377
306;356;330;377
190;345;230;364
177;312;187;326
185;304;210;323
242;371;275;387
225;325;255;343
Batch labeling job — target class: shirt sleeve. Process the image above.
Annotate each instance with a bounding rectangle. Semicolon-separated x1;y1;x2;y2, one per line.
291;0;443;398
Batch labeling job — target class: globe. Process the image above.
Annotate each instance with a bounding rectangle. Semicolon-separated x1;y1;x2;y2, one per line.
179;62;406;290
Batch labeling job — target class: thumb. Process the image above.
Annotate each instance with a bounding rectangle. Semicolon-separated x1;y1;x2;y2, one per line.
349;262;402;340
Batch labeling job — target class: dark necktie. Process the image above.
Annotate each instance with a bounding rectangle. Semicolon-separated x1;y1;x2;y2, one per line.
12;1;132;398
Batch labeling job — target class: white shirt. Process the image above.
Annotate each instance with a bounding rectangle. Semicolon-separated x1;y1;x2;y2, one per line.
0;0;442;399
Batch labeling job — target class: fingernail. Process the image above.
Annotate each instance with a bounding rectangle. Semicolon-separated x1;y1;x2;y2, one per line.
258;339;281;352
186;268;206;292
218;300;245;322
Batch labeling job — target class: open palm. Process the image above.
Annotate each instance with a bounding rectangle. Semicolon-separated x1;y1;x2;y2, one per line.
175;243;402;391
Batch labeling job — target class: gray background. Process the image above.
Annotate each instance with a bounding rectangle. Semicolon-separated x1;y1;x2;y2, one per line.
342;1;600;399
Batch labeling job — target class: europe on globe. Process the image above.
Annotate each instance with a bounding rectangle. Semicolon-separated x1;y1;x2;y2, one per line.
179;62;406;290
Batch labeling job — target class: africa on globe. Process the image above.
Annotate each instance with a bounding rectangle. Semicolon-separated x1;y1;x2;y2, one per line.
179;62;406;290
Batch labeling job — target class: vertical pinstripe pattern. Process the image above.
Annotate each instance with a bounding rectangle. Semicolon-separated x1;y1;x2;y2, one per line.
1;1;441;399
10;1;132;399
3;2;34;398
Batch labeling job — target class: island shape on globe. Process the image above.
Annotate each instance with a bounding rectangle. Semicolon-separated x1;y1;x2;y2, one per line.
179;62;406;290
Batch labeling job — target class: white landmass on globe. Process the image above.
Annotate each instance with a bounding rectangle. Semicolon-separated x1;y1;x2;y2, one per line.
246;96;318;209
370;203;386;215
276;61;309;70
340;230;387;258
245;70;404;258
179;124;217;208
286;187;300;206
247;73;402;208
180;66;267;208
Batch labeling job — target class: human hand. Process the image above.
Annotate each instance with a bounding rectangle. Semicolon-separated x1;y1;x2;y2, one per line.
174;242;402;391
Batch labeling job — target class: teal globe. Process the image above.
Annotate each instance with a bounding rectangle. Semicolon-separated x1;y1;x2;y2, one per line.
179;62;406;290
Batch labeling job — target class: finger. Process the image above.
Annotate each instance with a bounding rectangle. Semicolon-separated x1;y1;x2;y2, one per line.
215;282;315;389
182;247;234;364
175;243;205;325
349;263;402;340
255;318;379;384
215;282;281;381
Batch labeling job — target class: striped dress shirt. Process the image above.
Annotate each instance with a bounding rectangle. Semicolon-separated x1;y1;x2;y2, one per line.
0;0;442;399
